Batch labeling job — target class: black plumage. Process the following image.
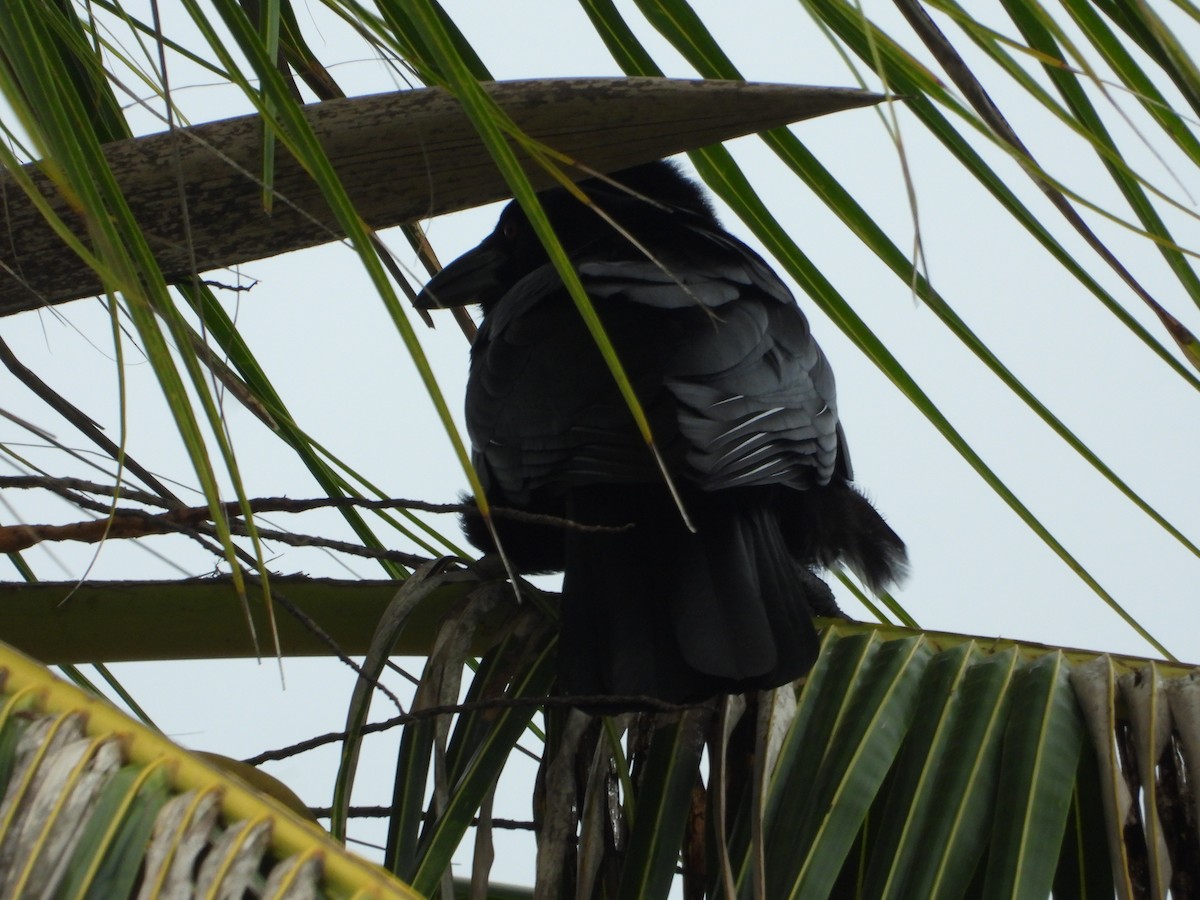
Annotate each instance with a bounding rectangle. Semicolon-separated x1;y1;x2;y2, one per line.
417;161;906;704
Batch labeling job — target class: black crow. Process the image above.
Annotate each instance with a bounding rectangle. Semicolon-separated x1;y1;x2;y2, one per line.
417;161;906;704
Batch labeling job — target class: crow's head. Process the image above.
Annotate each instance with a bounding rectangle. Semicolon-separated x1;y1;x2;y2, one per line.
415;160;717;313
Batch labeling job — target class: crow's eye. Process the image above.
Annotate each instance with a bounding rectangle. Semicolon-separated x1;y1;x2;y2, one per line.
501;219;519;241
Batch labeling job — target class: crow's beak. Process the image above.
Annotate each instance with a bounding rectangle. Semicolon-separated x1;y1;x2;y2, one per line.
415;239;506;310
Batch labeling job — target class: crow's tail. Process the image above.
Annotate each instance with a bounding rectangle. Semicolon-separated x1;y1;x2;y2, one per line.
559;486;823;705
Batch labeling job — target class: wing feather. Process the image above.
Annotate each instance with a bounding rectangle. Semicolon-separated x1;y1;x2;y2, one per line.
467;229;841;502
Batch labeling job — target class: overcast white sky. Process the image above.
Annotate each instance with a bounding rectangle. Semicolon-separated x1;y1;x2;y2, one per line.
2;0;1198;886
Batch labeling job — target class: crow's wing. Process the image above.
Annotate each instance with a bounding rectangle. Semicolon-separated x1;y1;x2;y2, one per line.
466;229;843;504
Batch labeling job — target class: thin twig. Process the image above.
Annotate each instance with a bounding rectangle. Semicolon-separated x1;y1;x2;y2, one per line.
0;481;632;555
308;806;536;831
0;337;184;504
243;693;704;766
